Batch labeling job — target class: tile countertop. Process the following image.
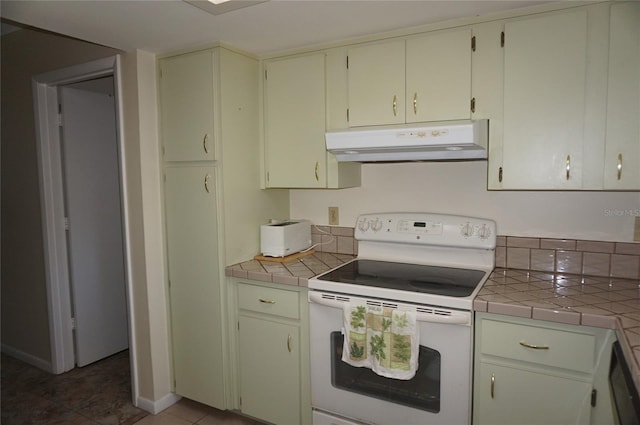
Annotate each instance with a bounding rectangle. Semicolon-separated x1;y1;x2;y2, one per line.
226;257;640;393
225;252;356;286
475;268;640;392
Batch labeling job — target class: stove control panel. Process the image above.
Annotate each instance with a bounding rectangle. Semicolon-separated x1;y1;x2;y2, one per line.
355;212;496;249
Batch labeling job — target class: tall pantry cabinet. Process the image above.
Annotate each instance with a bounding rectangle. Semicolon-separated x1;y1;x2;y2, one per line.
158;47;289;408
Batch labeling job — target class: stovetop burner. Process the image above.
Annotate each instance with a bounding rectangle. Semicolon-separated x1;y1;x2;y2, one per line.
317;259;486;298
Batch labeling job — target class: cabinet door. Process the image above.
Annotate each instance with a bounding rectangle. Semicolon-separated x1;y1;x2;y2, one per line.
159;51;215;162
164;166;224;408
347;40;406;126
264;54;327;188
238;315;300;425
501;10;588;189
604;2;640;189
474;363;592;425
406;29;472;122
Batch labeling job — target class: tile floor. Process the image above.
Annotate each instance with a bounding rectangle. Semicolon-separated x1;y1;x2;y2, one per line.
1;351;263;425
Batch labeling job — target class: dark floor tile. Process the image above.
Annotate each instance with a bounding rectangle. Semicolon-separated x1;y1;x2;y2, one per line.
1;351;147;425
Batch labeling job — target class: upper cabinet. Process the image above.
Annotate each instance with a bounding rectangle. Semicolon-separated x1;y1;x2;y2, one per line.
500;9;589;190
406;29;472;123
262;53;361;189
604;1;640;190
263;53;327;188
259;1;637;191
489;2;640;190
347;40;406;126
347;28;473;127
159;50;215;162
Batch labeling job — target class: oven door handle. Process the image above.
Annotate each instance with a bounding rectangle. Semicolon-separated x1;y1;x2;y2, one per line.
309;291;470;325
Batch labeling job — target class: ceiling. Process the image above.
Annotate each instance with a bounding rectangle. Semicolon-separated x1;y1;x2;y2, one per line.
1;0;552;56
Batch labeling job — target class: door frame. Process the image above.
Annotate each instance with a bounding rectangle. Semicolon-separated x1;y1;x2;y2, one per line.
32;55;138;400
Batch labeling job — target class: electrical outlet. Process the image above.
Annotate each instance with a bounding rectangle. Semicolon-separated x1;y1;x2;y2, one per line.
634;216;640;242
328;207;339;225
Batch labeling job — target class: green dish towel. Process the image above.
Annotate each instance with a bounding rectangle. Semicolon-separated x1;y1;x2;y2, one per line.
342;300;419;380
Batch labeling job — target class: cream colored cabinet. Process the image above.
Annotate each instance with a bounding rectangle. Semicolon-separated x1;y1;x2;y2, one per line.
263;53;360;189
473;313;616;425
347;40;406;127
604;1;640;190
264;53;326;188
159;50;215;162
234;281;311;425
347;29;472;127
498;9;589;190
159;47;289;410
406;29;472;123
164;165;224;407
475;363;593;425
489;2;640;190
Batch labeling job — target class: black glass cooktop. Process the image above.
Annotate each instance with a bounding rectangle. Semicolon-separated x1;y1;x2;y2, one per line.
317;259;486;297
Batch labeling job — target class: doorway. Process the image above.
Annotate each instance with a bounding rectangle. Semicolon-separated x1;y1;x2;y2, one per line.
32;56;137;401
59;77;129;367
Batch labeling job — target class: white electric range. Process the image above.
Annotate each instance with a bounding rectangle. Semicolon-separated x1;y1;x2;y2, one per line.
308;212;496;425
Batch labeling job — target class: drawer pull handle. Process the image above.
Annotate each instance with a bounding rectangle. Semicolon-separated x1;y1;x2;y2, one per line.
413;92;418;115
315;162;319;181
259;298;276;304
565;155;571;180
392;95;397;116
491;373;495;399
203;134;209;154
287;334;292;353
519;341;549;350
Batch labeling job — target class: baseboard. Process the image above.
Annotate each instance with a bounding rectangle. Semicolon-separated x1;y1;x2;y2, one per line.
1;344;53;373
136;392;181;414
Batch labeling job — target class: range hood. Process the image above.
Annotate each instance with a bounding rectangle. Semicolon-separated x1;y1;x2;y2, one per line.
326;119;488;162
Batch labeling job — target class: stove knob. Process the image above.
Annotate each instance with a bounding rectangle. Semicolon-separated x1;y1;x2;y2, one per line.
358;219;370;232
478;224;491;240
460;222;473;238
371;218;383;232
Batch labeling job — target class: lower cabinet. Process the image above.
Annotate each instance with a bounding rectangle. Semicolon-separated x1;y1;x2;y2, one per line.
231;279;311;425
473;313;617;425
475;363;593;424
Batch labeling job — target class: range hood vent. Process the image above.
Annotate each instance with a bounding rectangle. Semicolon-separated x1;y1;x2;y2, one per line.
326;120;488;162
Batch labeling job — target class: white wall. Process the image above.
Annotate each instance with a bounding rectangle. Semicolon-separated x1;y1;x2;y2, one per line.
290;161;640;242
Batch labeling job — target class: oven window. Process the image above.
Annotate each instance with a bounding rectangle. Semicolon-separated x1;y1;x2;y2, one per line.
330;332;441;413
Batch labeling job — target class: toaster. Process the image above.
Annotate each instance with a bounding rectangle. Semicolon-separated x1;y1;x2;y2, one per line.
260;220;312;257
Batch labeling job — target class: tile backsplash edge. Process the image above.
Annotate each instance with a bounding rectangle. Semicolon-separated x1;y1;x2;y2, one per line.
313;226;640;280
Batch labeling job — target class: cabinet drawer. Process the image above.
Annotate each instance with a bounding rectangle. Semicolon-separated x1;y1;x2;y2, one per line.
479;319;596;373
238;284;299;319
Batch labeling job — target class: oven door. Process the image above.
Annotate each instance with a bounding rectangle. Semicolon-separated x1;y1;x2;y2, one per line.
309;291;473;425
